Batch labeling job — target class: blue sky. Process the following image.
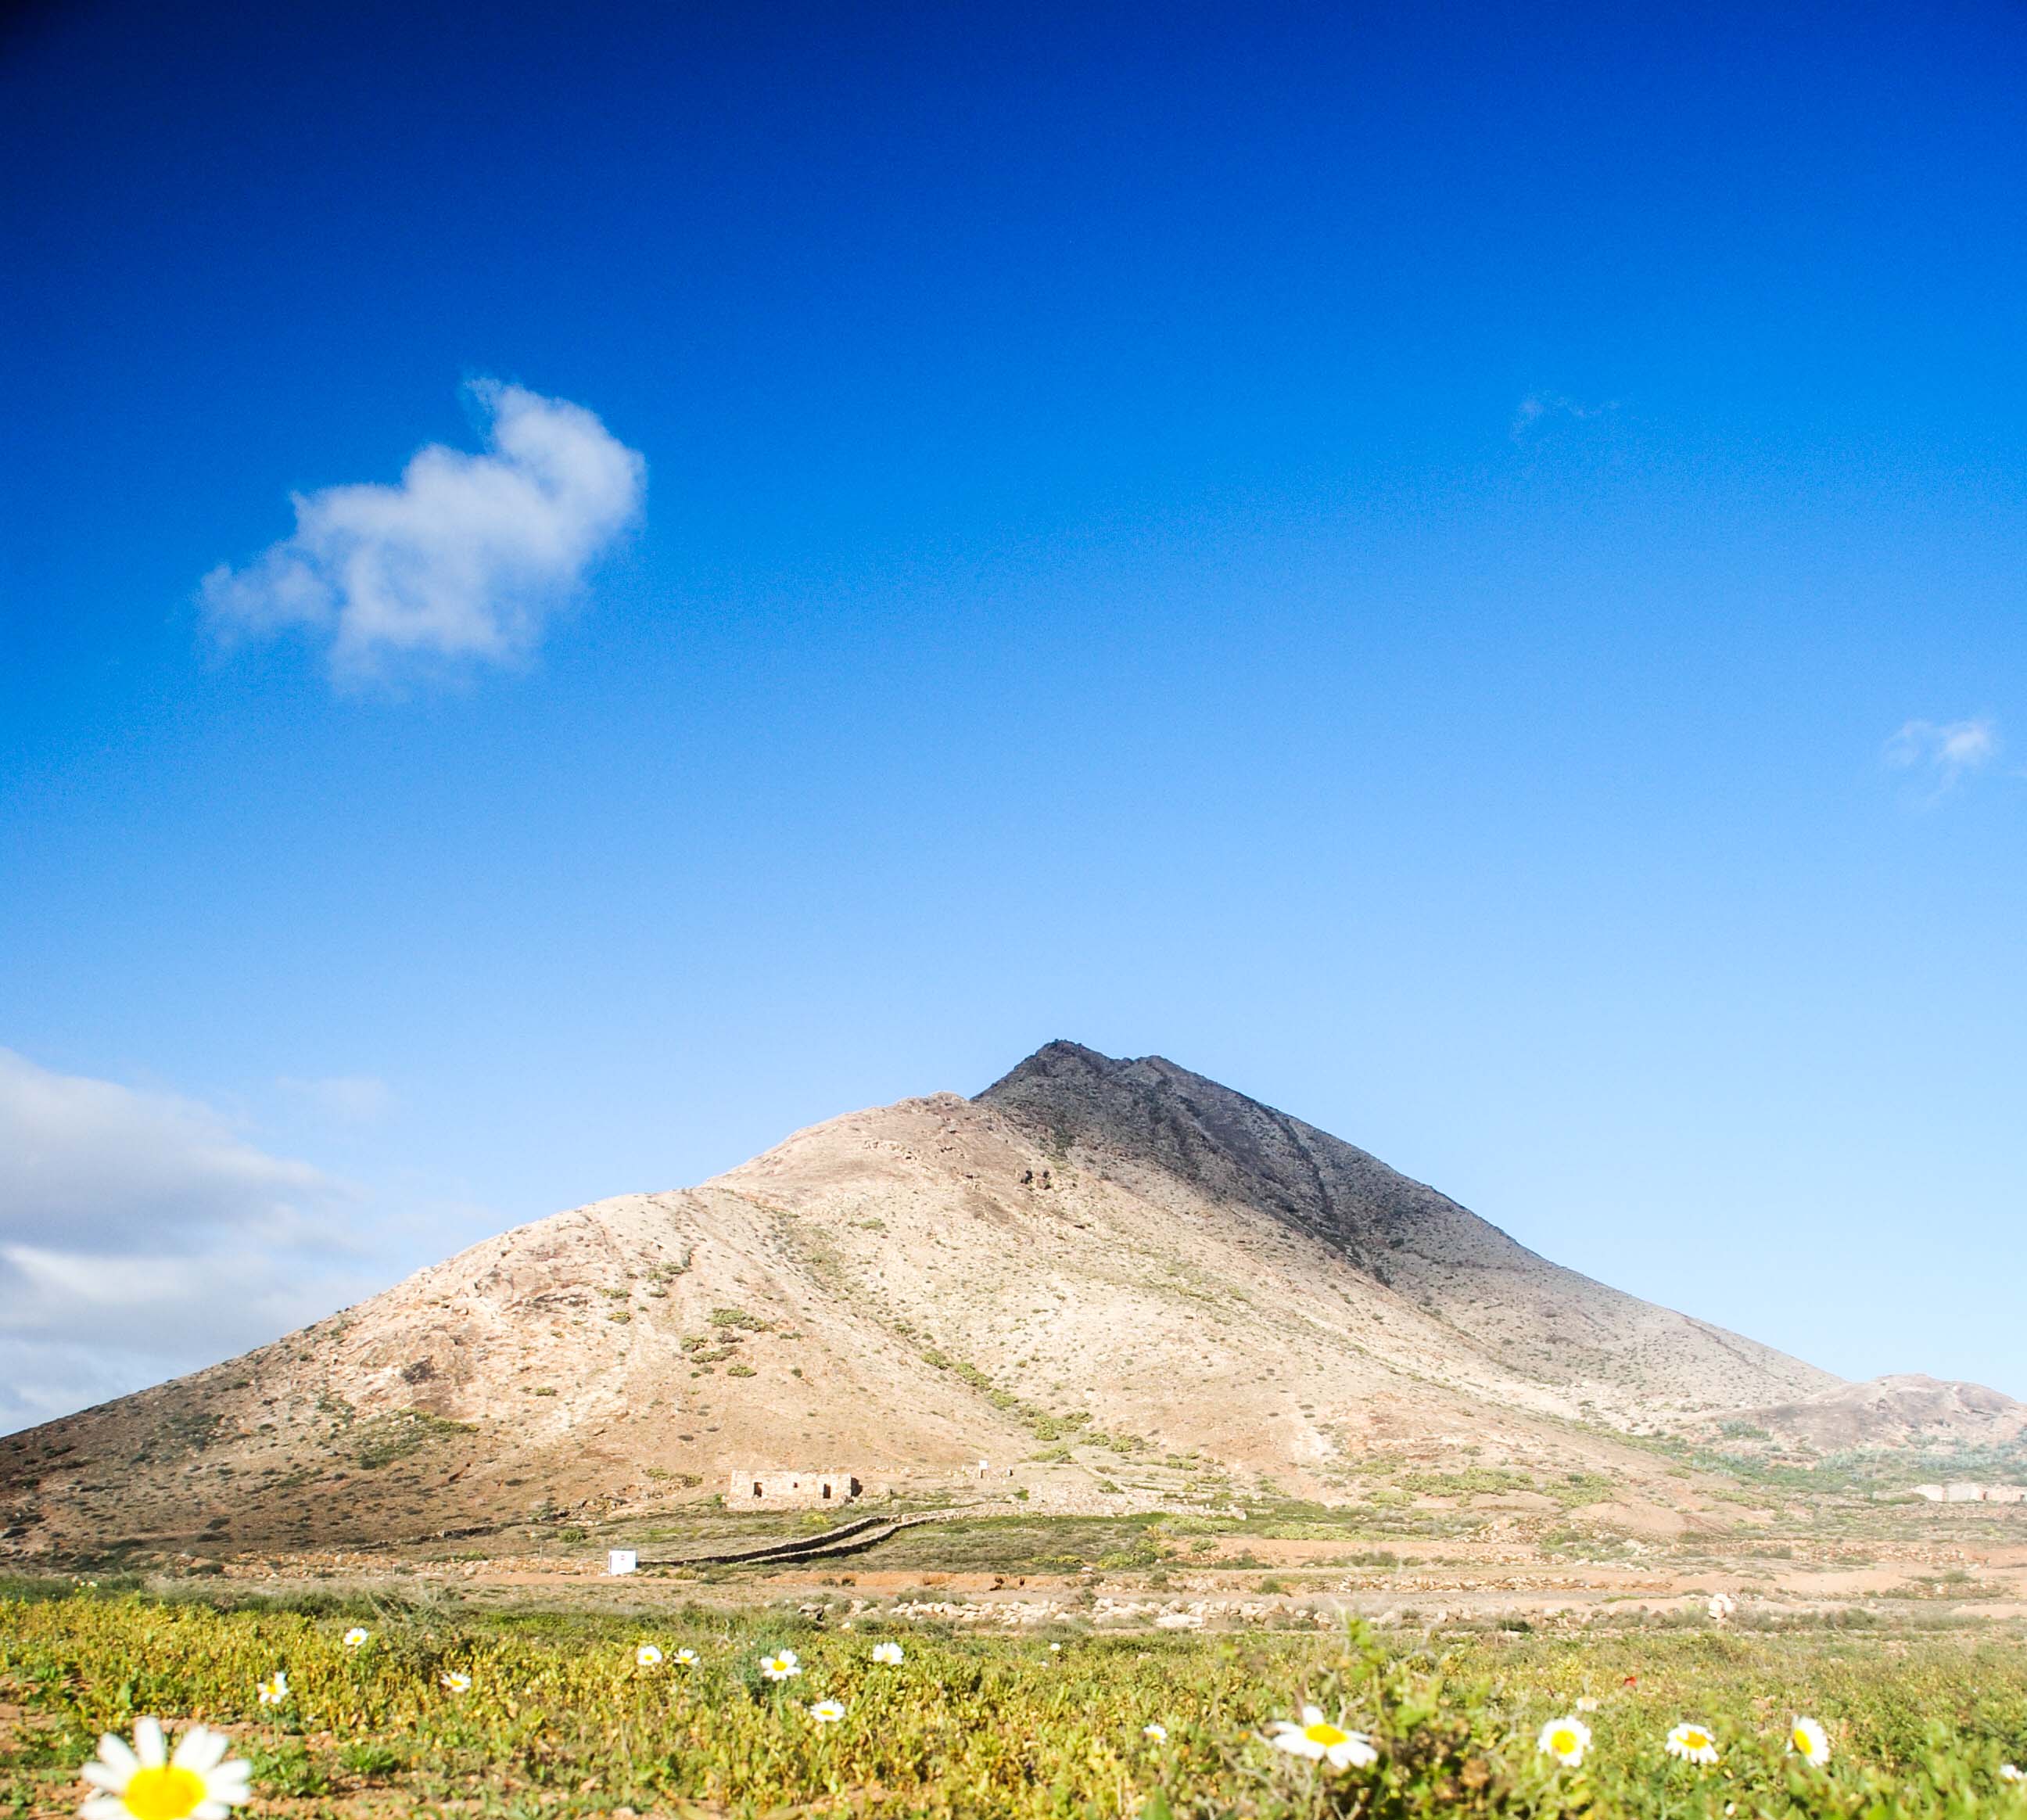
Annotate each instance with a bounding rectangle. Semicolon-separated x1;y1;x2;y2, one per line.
3;0;2024;1429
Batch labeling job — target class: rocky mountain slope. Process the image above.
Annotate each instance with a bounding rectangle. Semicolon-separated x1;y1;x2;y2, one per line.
978;1043;1833;1422
1;1041;2013;1556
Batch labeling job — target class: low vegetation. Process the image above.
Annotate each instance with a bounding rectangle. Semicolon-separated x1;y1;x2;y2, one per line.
3;1585;2025;1816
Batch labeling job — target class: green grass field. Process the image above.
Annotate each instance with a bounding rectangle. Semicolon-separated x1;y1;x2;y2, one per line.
5;1585;2026;1817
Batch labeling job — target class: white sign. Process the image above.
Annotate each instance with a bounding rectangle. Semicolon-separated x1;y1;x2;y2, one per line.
607;1549;637;1576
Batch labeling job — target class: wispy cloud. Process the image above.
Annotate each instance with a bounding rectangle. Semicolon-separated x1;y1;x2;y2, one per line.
0;1050;375;1431
1882;717;2000;795
0;1048;350;1254
199;381;645;684
278;1074;396;1125
1510;393;1617;441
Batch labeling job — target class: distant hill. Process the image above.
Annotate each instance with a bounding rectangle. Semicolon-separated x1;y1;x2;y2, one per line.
2;1040;2013;1556
1713;1374;2027;1453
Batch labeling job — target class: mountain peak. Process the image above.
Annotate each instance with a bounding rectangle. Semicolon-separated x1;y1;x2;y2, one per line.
975;1039;1212;1122
1;1040;1854;1557
978;1039;1390;1216
978;1038;1139;1092
978;1037;1833;1410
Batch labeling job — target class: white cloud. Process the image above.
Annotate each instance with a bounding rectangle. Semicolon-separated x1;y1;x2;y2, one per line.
199;381;645;682
0;1244;356;1351
1882;717;1999;791
0;1050;377;1432
278;1074;395;1124
0;1048;350;1253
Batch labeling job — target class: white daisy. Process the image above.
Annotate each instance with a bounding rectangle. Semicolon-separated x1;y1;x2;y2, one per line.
1666;1722;1720;1766
342;1628;370;1649
2001;1763;2022;1782
809;1698;845;1723
1537;1717;1590;1767
635;1644;663;1668
674;1648;699;1667
1267;1706;1379;1772
760;1649;802;1682
80;1718;253;1820
870;1641;904;1665
255;1671;288;1707
440;1670;472;1693
1143;1723;1168;1742
1789;1717;1830;1766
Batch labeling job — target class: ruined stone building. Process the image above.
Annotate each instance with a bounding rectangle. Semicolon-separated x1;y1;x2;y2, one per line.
1911;1482;2026;1504
729;1470;860;1507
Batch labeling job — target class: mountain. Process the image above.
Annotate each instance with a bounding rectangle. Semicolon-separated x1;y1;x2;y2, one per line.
977;1043;1831;1422
1717;1374;2027;1453
0;1041;2009;1557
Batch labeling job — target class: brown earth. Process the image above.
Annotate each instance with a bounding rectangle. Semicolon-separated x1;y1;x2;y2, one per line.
98;1497;2027;1637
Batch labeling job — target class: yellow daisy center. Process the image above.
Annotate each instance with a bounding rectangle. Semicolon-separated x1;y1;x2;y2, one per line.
1551;1728;1578;1754
121;1764;208;1820
1681;1731;1708;1749
1303;1721;1349;1747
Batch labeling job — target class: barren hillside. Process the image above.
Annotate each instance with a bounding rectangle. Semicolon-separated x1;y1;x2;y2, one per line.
0;1040;2011;1557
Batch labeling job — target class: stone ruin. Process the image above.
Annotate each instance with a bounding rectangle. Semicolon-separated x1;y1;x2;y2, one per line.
730;1469;861;1507
1910;1482;2026;1504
